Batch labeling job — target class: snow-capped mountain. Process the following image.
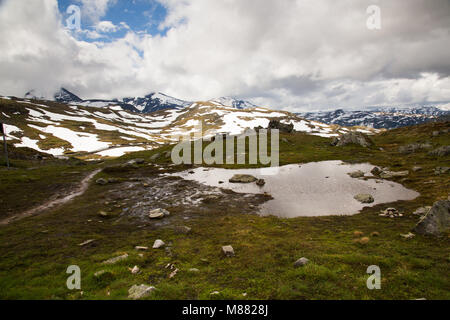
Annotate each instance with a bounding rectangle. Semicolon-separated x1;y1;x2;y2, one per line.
25;88;191;114
209;97;259;109
299;106;450;129
1;95;366;159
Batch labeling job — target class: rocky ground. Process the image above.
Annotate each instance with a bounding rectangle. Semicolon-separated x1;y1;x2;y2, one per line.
0;120;448;300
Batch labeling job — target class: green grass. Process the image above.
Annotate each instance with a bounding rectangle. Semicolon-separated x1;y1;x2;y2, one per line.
0;120;448;300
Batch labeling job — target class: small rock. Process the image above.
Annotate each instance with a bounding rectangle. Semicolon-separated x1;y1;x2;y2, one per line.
348;170;365;178
380;170;409;179
135;246;148;251
413;207;431;216
210;291;220;295
149;208;170;219
354;194;374;204
128;284;155;300
434;167;450;175
189;268;199;272
153;239;165;249
95;178;108;185
79;239;96;247
169;268;179;279
379;207;402;218
412;166;423;172
222;245;235;257
229;174;257;183
98;211;111;218
102;253;128;265
400;232;415;239
131;266;140;274
150;153;161;161
256;179;266;186
429;146;450;157
294;257;310;267
174;226;192;234
371;167;382;176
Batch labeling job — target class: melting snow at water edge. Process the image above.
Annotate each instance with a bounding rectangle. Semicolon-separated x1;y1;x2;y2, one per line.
170;161;420;218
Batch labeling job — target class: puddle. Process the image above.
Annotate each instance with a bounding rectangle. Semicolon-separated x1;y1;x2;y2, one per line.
170;161;420;218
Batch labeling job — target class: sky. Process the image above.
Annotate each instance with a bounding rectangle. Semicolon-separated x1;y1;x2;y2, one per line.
0;0;449;111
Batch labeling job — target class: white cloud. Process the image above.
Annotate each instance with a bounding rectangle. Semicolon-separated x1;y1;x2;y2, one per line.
96;20;118;33
76;0;117;23
0;0;449;111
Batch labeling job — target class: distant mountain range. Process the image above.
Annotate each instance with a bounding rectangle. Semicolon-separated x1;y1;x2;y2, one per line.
25;88;256;113
22;88;450;129
298;106;450;129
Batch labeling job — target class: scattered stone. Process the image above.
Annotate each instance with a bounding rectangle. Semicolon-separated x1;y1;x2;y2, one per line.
131;266;140;274
222;245;235;257
414;200;450;236
348;170;365;178
174;226;192;234
400;232;415;239
333;132;373;148
169;268;179;279
429;146;450;157
98;211;111;218
294;257;310;267
256;179;266;186
398;143;432;154
210;291;220;296
354;194;374;204
102;253;129;265
95;178;108;185
268;120;294;133
229;174;258;183
413;207;431;216
153;239;165;249
380;170;409;179
189;268;199;273
434;167;450;175
371;167;382;176
127;158;145;165
412;166;423;172
150;153;161;161
128;284;155;300
79;239;96;247
218;181;224;184
149;208;170;219
135;246;148;251
379;208;402;218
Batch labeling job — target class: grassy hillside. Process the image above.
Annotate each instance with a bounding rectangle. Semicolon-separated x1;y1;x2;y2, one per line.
0;120;448;300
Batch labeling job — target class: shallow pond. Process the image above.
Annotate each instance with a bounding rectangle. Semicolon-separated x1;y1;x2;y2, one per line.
170;161;420;218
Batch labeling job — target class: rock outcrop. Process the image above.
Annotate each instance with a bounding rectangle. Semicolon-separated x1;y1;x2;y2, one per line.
331;132;373;148
414;200;450;236
267;120;294;133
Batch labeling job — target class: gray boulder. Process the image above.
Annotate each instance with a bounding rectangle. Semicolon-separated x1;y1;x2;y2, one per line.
294;257;310;267
334;132;373;148
398;143;432;154
354;194;375;204
128;284;156;300
222;245;235;257
429;146;450;157
96;178;108;185
380;170;409;179
414;200;450;236
229;174;258;183
434;167;450;175
268;120;294;133
348;170;365;178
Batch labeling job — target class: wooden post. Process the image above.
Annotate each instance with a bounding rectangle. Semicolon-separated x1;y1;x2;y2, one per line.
0;122;10;168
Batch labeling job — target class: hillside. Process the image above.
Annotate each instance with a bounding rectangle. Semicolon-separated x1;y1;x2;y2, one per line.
0;117;448;300
0;96;371;159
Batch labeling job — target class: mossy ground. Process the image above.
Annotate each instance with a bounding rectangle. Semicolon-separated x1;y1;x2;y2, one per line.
0;121;448;300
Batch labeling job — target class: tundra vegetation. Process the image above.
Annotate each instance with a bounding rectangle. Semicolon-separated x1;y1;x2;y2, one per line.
0;115;448;300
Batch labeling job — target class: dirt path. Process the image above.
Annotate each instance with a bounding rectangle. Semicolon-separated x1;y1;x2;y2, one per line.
0;169;102;226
